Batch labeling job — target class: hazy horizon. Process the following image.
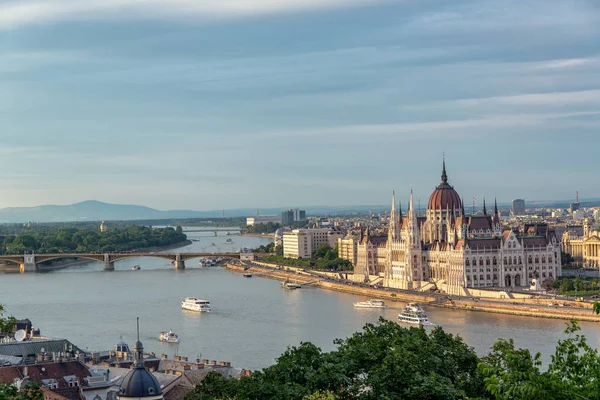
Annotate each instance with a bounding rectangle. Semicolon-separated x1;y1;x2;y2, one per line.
2;0;599;210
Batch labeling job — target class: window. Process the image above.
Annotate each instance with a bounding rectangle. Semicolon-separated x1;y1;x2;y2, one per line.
466;259;470;266
528;256;532;263
486;258;490;266
480;275;484;280
493;257;497;265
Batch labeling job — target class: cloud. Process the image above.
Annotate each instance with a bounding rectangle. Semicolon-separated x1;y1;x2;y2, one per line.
454;90;600;107
0;0;394;30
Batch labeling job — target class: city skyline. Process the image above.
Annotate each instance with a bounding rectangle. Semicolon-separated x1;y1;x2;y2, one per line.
2;0;599;210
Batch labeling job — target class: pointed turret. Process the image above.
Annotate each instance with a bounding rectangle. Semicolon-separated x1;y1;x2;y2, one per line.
441;156;448;184
492;197;500;224
483;198;487;215
388;191;400;242
134;317;144;368
398;202;403;224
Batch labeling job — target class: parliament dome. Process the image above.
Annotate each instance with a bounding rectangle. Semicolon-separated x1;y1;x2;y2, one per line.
427;161;461;211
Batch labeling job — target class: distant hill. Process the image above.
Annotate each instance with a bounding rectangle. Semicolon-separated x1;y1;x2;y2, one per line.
0;198;598;223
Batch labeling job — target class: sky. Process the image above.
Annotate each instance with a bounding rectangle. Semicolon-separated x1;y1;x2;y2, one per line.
1;0;599;211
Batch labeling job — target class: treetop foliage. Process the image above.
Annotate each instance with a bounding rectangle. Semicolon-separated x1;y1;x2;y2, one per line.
187;318;600;400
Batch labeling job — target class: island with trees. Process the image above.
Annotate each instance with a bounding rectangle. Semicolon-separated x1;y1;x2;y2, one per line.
0;225;188;254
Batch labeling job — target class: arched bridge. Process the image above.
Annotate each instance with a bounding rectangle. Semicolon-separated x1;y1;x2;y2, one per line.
0;252;261;273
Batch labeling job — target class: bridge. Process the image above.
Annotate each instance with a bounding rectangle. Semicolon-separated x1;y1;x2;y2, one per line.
0;252;257;273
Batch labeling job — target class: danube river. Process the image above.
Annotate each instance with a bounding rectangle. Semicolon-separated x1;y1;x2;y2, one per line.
2;229;600;370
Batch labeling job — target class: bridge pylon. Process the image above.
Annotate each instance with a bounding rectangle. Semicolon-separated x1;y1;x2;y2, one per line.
20;254;37;273
174;253;185;270
104;254;115;271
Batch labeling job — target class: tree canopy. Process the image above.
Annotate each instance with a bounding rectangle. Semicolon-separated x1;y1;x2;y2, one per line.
187;318;600;400
0;225;187;254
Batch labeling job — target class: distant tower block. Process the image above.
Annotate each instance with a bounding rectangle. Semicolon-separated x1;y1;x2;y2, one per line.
100;221;107;232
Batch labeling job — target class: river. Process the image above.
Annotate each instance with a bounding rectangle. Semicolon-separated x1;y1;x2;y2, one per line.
1;228;600;370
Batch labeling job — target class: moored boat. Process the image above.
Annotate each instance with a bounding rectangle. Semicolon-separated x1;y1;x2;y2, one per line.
181;297;211;312
353;299;387;308
243;273;253;278
132;265;141;271
159;330;179;343
281;281;302;289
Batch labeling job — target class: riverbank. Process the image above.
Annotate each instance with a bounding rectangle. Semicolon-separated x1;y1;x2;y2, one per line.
237;233;273;238
225;262;600;322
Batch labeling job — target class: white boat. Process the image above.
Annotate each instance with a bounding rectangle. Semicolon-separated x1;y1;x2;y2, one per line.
132;265;141;271
159;330;179;343
398;311;430;325
405;303;425;313
181;297;211;312
281;281;302;289
353;299;387;309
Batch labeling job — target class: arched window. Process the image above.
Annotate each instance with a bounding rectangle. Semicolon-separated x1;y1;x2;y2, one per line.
466;259;470;266
535;257;539;263
518;256;522;264
528;256;533;263
549;256;552;263
504;257;508;265
479;258;483;266
486;258;490;266
542;256;546;263
493;257;497;265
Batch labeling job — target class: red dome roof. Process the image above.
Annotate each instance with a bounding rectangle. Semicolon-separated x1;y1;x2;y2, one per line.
427;161;461;211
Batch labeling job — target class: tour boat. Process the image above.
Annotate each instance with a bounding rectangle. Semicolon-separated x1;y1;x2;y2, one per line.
353;299;388;309
159;330;179;343
397;310;430;325
132;265;141;271
405;303;425;313
181;297;211;312
226;238;233;243
281;281;302;290
243;273;252;278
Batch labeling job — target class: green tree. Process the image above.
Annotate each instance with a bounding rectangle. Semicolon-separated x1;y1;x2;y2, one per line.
0;382;44;400
574;277;583;291
479;321;600;400
186;318;485;400
542;278;555;292
561;251;575;266
594;302;600;315
176;225;183;234
559;279;573;294
0;304;16;335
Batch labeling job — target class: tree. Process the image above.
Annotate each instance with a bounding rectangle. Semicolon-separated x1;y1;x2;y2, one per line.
186;318;485;400
0;304;16;335
559;279;573;294
574;277;583;292
0;382;44;400
542;278;555;292
176;225;183;234
479;321;600;400
594;302;600;315
561;251;574;266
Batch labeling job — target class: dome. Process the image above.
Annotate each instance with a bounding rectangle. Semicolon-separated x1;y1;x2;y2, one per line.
119;367;162;398
427;160;461;211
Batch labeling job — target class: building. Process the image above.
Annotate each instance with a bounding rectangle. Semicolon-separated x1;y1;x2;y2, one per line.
381;160;561;295
562;220;600;268
281;209;307;226
118;323;163;400
337;232;360;266
245;216;282;226
283;228;343;259
273;227;291;249
100;221;107;232
353;228;388;282
512;199;526;216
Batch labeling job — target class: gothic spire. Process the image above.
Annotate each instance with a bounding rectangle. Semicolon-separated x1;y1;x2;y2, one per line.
494;197;498;216
461;197;466;217
483;198;487;215
441;155;448;184
398;201;403;223
388;191;399;241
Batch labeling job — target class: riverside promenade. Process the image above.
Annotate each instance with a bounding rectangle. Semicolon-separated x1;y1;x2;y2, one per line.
226;262;600;322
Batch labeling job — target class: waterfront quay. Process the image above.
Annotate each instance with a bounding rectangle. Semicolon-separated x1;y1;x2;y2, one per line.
227;261;600;322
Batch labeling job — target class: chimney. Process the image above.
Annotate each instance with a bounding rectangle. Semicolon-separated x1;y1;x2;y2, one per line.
161;354;168;360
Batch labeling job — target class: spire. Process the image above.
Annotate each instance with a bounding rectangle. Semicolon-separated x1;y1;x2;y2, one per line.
441;154;448;184
134;317;144;368
494;197;498;216
483;198;487;215
398;201;403;223
461;197;466;217
388;191;399;242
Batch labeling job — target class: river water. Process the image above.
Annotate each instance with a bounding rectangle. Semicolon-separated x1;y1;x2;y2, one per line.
1;229;600;370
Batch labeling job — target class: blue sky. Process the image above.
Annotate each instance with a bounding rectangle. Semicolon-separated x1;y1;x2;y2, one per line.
1;0;599;210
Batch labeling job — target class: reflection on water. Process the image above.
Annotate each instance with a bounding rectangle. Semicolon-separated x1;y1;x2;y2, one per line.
1;229;599;369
